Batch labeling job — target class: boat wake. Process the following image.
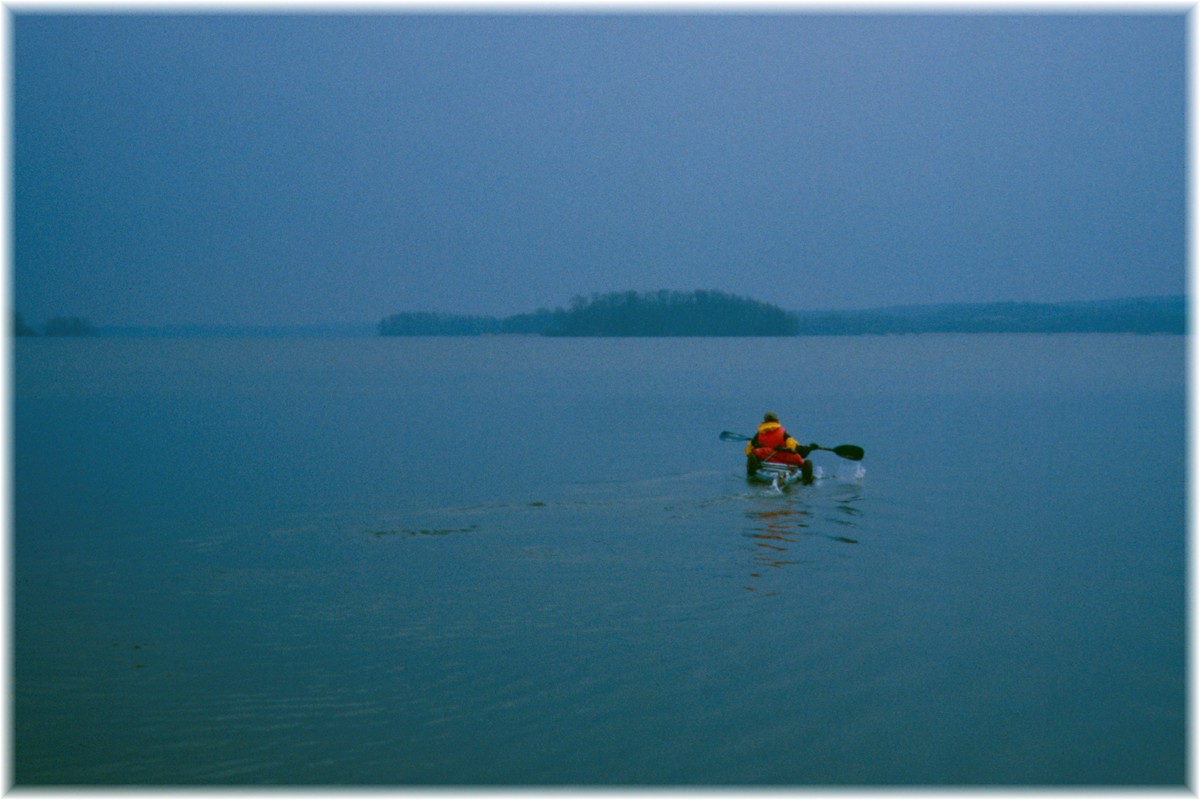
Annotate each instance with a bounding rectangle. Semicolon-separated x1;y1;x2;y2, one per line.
346;462;866;546
813;462;867;482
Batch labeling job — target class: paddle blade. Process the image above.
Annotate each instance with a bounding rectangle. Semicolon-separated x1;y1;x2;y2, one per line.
830;444;864;461
719;431;751;442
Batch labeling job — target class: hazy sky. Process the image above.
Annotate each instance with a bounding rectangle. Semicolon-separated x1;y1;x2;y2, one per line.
13;11;1187;327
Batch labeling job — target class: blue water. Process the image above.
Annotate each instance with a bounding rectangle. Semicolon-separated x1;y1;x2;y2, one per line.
13;334;1187;785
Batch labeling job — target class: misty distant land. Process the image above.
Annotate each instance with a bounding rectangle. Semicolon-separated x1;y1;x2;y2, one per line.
15;290;1186;338
379;291;1186;337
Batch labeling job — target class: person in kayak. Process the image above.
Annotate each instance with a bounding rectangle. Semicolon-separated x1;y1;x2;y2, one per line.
746;412;814;482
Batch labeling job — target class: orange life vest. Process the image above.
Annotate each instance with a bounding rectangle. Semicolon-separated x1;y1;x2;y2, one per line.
749;421;805;465
755;422;788;449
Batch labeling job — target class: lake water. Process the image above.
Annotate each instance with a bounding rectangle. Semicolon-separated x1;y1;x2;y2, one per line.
12;334;1187;786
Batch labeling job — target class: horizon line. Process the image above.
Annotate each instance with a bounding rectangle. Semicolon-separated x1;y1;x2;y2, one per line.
17;292;1183;333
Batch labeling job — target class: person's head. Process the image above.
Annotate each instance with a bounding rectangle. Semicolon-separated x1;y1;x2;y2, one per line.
763;411;778;423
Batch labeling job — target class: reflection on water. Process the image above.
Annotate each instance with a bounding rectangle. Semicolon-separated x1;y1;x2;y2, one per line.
743;507;811;595
741;481;864;594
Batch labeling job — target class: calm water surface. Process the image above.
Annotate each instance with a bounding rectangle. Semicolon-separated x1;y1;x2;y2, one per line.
12;334;1187;785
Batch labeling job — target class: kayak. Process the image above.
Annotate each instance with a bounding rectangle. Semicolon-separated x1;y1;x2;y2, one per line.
748;461;808;492
721;430;861;492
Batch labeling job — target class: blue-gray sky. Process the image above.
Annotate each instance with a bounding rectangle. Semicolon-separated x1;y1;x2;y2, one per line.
13;11;1187;327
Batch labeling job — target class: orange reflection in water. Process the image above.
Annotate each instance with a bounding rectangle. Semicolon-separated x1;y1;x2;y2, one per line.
743;506;810;595
741;492;863;594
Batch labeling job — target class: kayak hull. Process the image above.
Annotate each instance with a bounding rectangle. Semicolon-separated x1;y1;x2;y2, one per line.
747;461;809;491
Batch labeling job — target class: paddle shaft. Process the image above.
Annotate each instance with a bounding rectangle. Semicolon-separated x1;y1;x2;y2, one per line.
719;430;864;461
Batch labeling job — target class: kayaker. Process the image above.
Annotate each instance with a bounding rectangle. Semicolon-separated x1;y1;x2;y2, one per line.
746;412;814;481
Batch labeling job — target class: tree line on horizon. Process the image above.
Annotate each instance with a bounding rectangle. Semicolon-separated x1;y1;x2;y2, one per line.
13;292;1185;339
379;290;799;337
13;312;98;337
379;290;1185;337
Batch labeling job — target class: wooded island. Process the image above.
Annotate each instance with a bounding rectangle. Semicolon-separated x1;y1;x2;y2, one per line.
379;290;1185;337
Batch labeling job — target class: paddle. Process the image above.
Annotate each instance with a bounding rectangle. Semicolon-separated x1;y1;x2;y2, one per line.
719;430;864;461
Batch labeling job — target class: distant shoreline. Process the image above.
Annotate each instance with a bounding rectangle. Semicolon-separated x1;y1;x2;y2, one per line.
15;293;1186;338
787;296;1186;336
378;292;1185;338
